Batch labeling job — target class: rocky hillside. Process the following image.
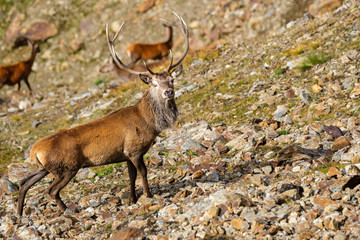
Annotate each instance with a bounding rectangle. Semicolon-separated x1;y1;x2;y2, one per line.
1;0;360;239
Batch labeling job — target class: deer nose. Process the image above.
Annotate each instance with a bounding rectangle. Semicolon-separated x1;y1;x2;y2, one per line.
164;89;174;98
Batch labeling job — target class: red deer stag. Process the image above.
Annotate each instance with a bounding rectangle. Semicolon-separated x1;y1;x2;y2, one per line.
17;12;188;216
125;23;173;67
0;40;40;93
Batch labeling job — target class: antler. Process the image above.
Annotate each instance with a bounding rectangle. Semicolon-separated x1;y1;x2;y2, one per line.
166;49;173;72
106;12;188;75
164;12;189;73
143;60;156;75
106;22;150;75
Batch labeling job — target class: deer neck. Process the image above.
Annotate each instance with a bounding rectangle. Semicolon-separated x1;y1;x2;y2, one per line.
139;89;178;133
26;45;38;66
165;26;173;48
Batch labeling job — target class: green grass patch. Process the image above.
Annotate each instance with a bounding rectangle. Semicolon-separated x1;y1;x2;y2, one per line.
0;144;23;174
296;52;331;72
0;1;15;42
177;68;256;125
94;163;124;178
95;165;114;177
197;49;220;61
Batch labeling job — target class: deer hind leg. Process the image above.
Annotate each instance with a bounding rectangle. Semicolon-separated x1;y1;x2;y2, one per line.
127;160;138;203
17;169;49;216
130;155;152;198
127;53;139;68
48;171;78;212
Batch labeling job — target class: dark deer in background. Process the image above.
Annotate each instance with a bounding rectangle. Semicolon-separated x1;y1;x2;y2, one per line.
17;12;188;216
0;40;40;93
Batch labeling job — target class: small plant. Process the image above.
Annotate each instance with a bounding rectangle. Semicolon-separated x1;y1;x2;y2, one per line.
105;223;113;232
114;163;124;169
277;129;289;135
39;180;48;185
310;42;320;50
313;162;345;174
94;79;106;86
186;151;198;156
296;52;331;72
289;45;305;55
274;67;285;76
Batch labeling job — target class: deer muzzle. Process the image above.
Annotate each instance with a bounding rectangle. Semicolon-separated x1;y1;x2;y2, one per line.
163;89;175;99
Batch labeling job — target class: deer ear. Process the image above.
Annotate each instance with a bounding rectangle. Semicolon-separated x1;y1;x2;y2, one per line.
170;64;183;78
139;74;151;84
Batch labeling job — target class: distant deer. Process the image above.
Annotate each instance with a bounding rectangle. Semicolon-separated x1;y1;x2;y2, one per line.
0;40;40;93
125;23;173;67
17;12;188;216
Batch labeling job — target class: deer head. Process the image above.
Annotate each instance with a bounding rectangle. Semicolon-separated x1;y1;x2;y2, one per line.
138;52;184;100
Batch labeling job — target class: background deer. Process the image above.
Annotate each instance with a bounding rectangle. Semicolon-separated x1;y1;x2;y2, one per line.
17;12;188;216
125;23;173;67
0;40;40;93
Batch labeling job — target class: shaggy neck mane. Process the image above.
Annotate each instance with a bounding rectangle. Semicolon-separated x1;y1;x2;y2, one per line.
140;89;178;133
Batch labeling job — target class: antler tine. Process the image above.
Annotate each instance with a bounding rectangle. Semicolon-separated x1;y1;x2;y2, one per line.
143;61;156;75
105;22;149;75
160;18;174;27
167;49;174;72
111;22;123;42
168;12;189;72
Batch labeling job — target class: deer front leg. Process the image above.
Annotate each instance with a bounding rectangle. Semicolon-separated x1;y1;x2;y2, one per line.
130;154;152;198
24;77;32;93
127;160;138;203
